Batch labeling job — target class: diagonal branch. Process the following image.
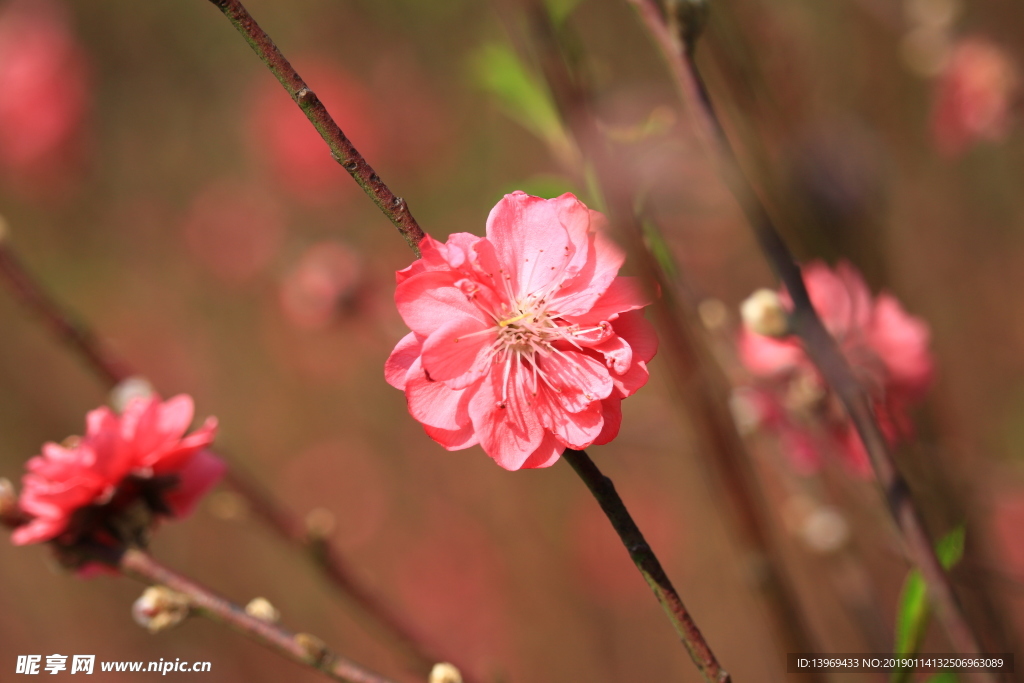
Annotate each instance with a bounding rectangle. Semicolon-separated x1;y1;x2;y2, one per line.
105;546;397;683
0;231;453;682
205;0;424;256
564;449;731;683
626;0;992;676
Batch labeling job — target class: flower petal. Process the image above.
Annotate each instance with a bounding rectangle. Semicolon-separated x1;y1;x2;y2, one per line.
385;332;422;390
396;270;488;337
469;359;544;470
421;316;495;388
164;450;227;517
520;431;565;469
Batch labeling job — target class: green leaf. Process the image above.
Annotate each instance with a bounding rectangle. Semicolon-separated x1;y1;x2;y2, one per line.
924;673;958;683
545;0;583;25
470;43;571;158
891;525;966;683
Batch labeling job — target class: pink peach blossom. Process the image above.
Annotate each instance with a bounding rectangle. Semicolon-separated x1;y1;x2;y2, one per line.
0;0;90;193
931;37;1018;157
12;394;222;546
738;261;933;473
386;191;657;470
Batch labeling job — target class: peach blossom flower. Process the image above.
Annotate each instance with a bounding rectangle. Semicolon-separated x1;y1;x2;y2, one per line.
738;261;933;473
0;0;90;193
12;395;222;547
386;192;657;470
931;37;1018;157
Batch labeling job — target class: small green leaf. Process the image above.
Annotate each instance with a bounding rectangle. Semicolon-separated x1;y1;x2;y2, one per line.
891;525;966;683
469;43;572;160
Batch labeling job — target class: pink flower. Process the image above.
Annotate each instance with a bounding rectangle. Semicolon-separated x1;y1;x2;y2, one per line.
12;395;223;547
0;0;90;193
738;261;933;473
386;192;657;470
931;37;1018;157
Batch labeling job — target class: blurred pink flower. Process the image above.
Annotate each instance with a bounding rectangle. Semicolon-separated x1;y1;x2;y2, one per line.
249;60;381;204
738;261;933;473
386;191;657;470
182;181;285;285
931;37;1018;157
0;0;90;193
279;241;364;330
12;395;222;548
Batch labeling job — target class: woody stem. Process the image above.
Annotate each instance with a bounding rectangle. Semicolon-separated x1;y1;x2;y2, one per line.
626;0;990;675
102;546;397;683
0;233;454;680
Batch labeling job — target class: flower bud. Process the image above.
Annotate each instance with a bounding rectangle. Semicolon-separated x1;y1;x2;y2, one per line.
429;663;463;683
740;289;790;338
801;506;849;554
245;597;280;623
110;377;156;414
0;478;17;521
295;633;328;664
132;586;190;633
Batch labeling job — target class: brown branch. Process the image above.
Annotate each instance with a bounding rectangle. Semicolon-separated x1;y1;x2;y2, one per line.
205;0;424;256
626;0;993;676
103;546;398;683
564;450;730;683
510;1;825;678
0;231;455;682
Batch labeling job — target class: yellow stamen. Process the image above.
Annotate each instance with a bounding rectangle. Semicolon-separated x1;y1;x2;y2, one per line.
499;311;530;327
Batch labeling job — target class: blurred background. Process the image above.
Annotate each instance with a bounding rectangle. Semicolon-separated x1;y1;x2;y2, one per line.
0;0;1021;681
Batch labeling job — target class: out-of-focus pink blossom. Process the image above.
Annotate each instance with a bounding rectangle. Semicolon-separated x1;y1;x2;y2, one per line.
181;181;286;285
738;261;933;474
931;37;1018;157
386;192;658;471
279;241;364;330
11;395;223;548
0;0;90;193
249;60;381;204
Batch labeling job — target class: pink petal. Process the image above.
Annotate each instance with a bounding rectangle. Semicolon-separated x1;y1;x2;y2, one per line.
469;360;544;471
164;450;227;518
552;222;626;316
738;330;804;377
423;422;479;450
485;192;590;300
406;360;475;432
592;335;632;375
421;316;496;388
564;276;649;325
537;395;604;449
396;270;488;338
155;395;196;441
612;310;658;364
611;360;650;398
396;234;449;284
592;395;623;446
868;294;933;395
385;332;422;390
519;431;565;469
540;349;614;412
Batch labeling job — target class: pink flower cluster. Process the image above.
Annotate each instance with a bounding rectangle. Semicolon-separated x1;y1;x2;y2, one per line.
0;0;90;193
738;261;933;474
931;37;1018;157
386;192;657;470
12;395;224;546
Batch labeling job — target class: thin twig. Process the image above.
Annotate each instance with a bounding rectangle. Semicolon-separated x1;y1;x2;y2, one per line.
0;234;452;681
513;1;823;677
205;0;424;256
105;546;397;683
626;0;992;676
564;449;731;683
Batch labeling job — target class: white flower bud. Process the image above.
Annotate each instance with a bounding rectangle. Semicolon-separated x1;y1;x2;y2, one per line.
110;377;156;414
801;506;849;555
429;663;463;683
740;288;790;338
245;597;280;623
132;586;190;634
